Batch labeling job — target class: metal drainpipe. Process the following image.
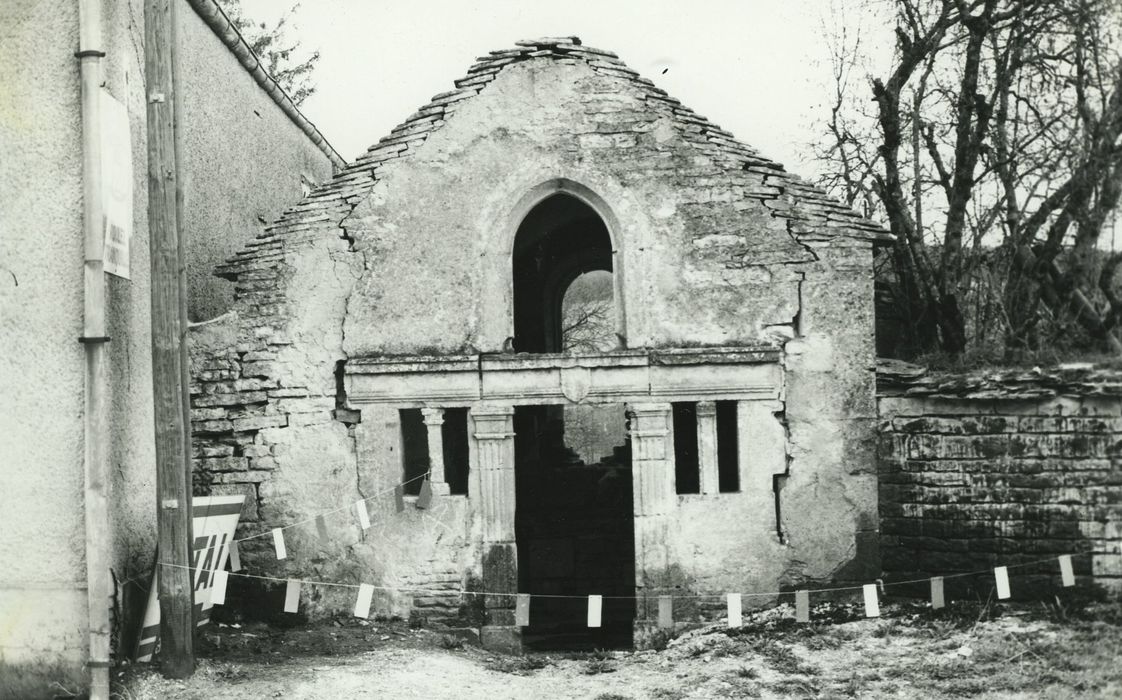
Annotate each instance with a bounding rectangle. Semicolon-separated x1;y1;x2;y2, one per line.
76;0;112;698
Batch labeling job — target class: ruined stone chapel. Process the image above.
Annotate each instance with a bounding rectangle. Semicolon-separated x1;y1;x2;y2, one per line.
190;36;889;651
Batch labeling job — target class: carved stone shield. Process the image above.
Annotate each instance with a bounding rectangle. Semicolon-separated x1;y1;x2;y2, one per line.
560;366;592;403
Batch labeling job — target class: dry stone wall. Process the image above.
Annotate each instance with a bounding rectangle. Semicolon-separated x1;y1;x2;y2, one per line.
877;365;1122;597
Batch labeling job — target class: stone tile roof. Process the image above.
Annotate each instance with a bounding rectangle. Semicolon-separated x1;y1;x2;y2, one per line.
216;36;889;282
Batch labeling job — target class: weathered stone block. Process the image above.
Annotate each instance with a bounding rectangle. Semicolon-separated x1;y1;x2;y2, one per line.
194;391;268;408
1018;416;1067;432
198;456;248;473
191;407;228;421
194;419;234;433
232;414;288;432
241;362;275;378
248;456;277;470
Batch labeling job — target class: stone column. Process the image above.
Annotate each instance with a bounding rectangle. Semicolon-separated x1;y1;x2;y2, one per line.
421;407;450;495
696;401;719;494
472;405;519;652
629;403;674;643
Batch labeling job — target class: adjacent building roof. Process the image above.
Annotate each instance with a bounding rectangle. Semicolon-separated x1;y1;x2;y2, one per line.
217;36;888;281
186;0;346;169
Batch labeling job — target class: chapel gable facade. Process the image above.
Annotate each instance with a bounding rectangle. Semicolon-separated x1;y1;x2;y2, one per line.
190;36;886;651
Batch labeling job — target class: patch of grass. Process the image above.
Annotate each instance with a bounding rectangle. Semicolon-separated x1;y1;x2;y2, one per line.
484;655;551;675
645;628;675;651
438;634;464;650
734;666;759;679
768;678;817;695
741;637;818;675
593;694;631;700
583;658;617;675
803;635;840;651
872;620;900;638
0;660;85;700
210;662;249;681
649;688;687;699
725;680;762;699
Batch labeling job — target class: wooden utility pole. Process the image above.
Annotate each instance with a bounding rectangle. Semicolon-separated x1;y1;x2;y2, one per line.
145;0;195;678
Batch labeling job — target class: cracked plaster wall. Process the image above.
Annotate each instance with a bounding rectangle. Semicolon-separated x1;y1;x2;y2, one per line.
341;60;809;354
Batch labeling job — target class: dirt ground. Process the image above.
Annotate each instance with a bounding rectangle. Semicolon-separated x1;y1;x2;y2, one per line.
114;599;1122;700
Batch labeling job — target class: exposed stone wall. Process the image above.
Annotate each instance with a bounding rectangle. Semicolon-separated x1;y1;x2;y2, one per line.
877;367;1122;597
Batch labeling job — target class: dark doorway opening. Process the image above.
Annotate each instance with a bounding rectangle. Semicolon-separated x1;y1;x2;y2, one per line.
512;194;616;353
514;403;635;650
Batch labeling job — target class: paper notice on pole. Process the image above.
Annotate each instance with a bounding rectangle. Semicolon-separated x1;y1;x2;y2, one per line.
727;593;742;628
931;576;945;609
356;500;371;530
272;528;287;560
99;89;132;279
284;579;301;613
795;590;810;623
315;515;329;543
863;583;880;618
394;485;405;513
515;593;531;627
994;566;1011;599
587;595;602;628
354;583;374;619
658;596;673;629
1059;555;1075;587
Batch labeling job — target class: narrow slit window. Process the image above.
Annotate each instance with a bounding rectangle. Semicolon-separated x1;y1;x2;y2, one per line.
672;402;699;494
716;400;740;493
399;408;429;496
442;408;470;495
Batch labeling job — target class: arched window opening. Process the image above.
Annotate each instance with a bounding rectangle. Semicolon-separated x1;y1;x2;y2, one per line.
560;270;615;353
512;193;616;353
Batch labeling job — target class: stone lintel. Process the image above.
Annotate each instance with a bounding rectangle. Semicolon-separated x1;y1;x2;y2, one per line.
346;349;781;406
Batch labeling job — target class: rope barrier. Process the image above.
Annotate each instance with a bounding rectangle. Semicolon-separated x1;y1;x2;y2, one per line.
159;548;1099;603
172;472;1114;627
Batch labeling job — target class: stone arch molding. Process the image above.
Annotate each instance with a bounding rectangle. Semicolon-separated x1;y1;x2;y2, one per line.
494;177;629;351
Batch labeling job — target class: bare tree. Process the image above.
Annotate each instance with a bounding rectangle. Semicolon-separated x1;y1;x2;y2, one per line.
561;271;616;353
813;0;1122;360
216;0;320;106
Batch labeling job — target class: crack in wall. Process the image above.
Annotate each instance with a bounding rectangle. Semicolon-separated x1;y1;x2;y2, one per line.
336;211;372;506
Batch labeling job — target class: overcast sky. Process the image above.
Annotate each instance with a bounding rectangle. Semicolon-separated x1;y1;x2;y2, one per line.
240;0;895;179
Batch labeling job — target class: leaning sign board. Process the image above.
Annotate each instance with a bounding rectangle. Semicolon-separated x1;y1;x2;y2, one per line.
134;495;244;662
